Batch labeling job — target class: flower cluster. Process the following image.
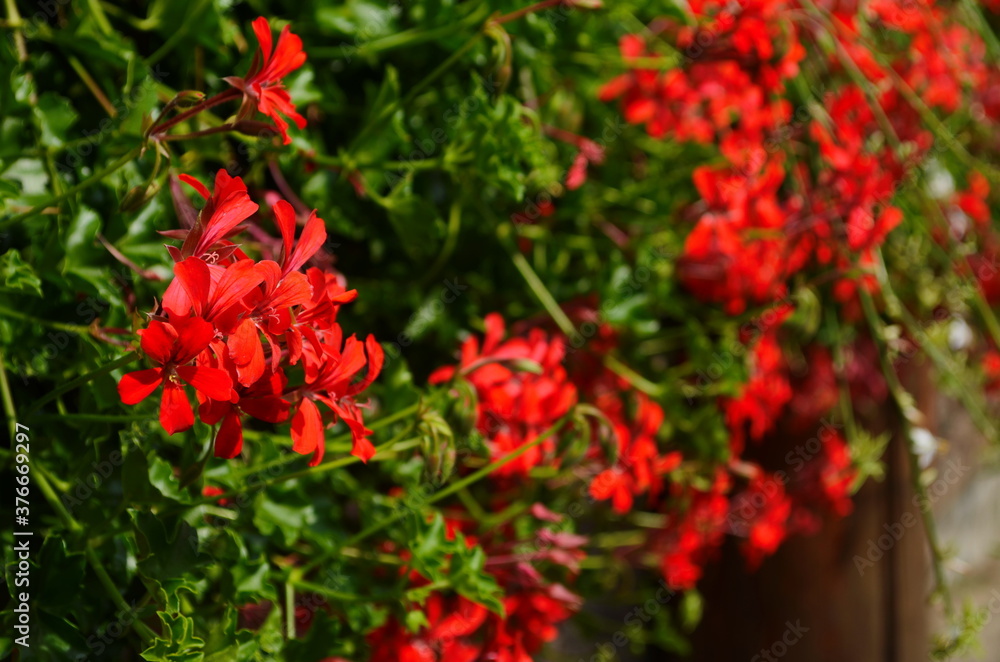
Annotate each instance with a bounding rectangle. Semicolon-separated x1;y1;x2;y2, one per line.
368;516;584;662
118;170;382;465
431;309;856;592
602;0;999;317
428;313;578;478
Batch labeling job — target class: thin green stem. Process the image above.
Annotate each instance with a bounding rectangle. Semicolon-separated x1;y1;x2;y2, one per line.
145;0;210;65
34;465;158;642
284;583;296;639
857;289;955;619
498;223;575;335
0;305;93;334
0;349;18;442
602;354;665;398
4;0;26;61
201;437;422;506
84;0;113;35
420;200;463;286
345;415;570;547
2;147;143;228
288;578;366;602
27;351;140;417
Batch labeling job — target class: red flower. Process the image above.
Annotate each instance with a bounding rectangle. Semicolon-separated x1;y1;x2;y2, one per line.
589;393;681;514
431;313;578;478
226;17;307;145
161;170;259;263
162;257;267;326
118;317;233;434
226;201;325;387
292;333;384;465
199;360;290;458
730;476;792;568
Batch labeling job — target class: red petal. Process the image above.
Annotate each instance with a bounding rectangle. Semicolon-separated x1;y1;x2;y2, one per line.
138;321;180;365
345;335;383;396
173;258;212;317
118;368;163;404
427;366;455;384
200;171;258;250
209;259;266;318
273;199;297;268
160;382;195;435
252;16;273;62
213;410;244;458
178;173;211;200
170;316;216;364
284;210;327;275
483;312;506;354
241;395;290;423
291;398;324;465
176;365;234;401
227;318;264;383
331;401;374;463
198;397;231;425
269;271;312;309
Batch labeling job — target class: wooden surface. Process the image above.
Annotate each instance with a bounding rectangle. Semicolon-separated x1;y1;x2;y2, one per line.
670;362;935;662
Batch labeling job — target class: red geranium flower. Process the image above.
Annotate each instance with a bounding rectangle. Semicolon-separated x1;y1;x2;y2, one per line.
161;170;259;264
226;17;307;145
199;359;291;458
291;333;384;465
118;317;233;434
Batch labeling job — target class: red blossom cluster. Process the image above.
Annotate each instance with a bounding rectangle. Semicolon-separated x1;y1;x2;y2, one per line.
431;310;857;592
225;17;308;145
602;0;999;317
368;516;584;662
118;170;382;465
149;17;308;145
428;313;578;478
651;423;855;589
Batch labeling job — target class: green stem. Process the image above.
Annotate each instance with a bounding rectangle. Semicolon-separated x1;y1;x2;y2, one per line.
27;351;139;417
293;415;569;579
0;349;18;442
498;223;575;335
420;200;463;286
67;54;117;117
4;0;27;61
309;12;485;59
145;0;209;65
232;399;431;477
84;0;113;35
34;465;158;642
0;305;93;334
345;415;569;546
288;578;366;602
603;354;665;398
201;437;422;506
1;147;143;228
284;582;296;639
857;289;955;619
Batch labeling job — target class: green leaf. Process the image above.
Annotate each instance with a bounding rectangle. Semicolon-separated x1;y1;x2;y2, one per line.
33;93;78;148
252;489;316;546
34;538;86;611
140;612;206;662
0;249;43;297
404;513;505;615
202;607;259;662
129;510;207;610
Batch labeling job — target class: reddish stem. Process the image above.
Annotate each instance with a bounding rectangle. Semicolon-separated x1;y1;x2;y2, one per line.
495;0;583;25
151;88;241;136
